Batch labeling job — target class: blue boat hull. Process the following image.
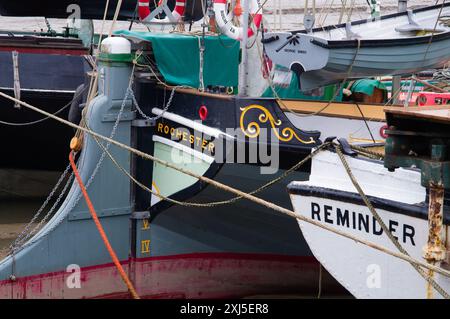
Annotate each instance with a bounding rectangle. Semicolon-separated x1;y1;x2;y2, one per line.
0;57;345;298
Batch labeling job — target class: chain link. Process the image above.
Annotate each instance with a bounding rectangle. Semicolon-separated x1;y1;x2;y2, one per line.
0;85;88;127
12;174;75;251
9;164;72;252
3;79;450;285
97;138;331;208
7;68;135;257
132;85;182;122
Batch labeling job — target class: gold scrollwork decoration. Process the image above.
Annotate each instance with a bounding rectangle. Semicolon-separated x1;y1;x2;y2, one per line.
239;104;316;144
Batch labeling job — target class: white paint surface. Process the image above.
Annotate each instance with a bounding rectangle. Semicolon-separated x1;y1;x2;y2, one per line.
289;151;450;298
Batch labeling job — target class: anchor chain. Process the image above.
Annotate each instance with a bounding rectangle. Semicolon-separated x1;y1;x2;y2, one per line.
9;164;73;253
6;67;136;255
131;84;181;124
93;135;331;208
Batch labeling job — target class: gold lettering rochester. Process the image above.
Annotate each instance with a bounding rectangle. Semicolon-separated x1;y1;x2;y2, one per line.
156;124;216;152
208;142;215;153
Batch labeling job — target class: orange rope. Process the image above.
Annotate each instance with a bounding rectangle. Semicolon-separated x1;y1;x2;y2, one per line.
69;151;140;299
234;0;243;16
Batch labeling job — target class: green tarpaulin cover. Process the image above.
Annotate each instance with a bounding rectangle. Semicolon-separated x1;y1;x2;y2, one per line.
114;30;240;88
349;79;387;95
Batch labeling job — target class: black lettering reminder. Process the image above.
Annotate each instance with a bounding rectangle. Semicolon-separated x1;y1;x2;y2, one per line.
309;202;416;246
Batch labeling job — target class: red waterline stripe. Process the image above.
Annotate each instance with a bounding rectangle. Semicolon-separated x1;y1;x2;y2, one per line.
0;252;316;285
0;47;88;56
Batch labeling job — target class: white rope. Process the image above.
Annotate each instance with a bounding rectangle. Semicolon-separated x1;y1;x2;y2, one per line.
97;0;111;48
109;0;124;37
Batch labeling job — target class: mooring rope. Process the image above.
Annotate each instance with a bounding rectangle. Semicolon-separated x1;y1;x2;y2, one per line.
5;65;137;258
0;85;88;127
69;151;140;299
350;143;385;159
2;90;450;286
335;145;450;299
98;126;448;299
92;131;331;207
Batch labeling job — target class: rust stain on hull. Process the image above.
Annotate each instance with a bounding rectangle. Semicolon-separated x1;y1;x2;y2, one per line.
423;187;446;263
424;186;447;299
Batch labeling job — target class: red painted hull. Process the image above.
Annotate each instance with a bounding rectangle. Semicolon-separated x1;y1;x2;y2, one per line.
0;47;88;55
0;253;339;299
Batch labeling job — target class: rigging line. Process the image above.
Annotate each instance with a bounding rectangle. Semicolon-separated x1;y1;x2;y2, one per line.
93;131;331;207
3;67;136;258
313;0;371;35
0;85;88;127
109;0;124;37
129;1;139;30
246;27;259;49
338;0;347;24
85;56;101;120
93;122;450;296
316;0;328;25
97;0;111;48
318;0;336;27
253;0;270;16
349;78;411;133
355;102;376;143
2;90;450;280
346;0;356;23
335;145;450;299
262;38;361;118
422;0;447;67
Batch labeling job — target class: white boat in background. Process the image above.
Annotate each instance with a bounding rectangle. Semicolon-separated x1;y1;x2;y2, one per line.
264;2;450;91
287;106;450;298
